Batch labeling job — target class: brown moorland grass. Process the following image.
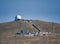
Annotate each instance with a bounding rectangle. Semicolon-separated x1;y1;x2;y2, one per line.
0;20;60;44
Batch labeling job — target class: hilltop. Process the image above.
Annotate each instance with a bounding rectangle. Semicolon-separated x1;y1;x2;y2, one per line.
0;20;60;33
0;19;60;44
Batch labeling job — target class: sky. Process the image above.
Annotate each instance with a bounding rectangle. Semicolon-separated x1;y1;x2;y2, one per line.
0;0;60;23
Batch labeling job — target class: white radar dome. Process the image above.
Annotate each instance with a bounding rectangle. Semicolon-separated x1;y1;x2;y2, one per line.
16;15;22;19
15;15;22;21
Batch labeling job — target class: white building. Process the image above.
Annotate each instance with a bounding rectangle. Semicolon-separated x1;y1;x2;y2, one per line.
15;15;22;21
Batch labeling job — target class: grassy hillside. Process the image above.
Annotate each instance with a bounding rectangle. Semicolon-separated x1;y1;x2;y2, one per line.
32;20;60;33
0;20;60;44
